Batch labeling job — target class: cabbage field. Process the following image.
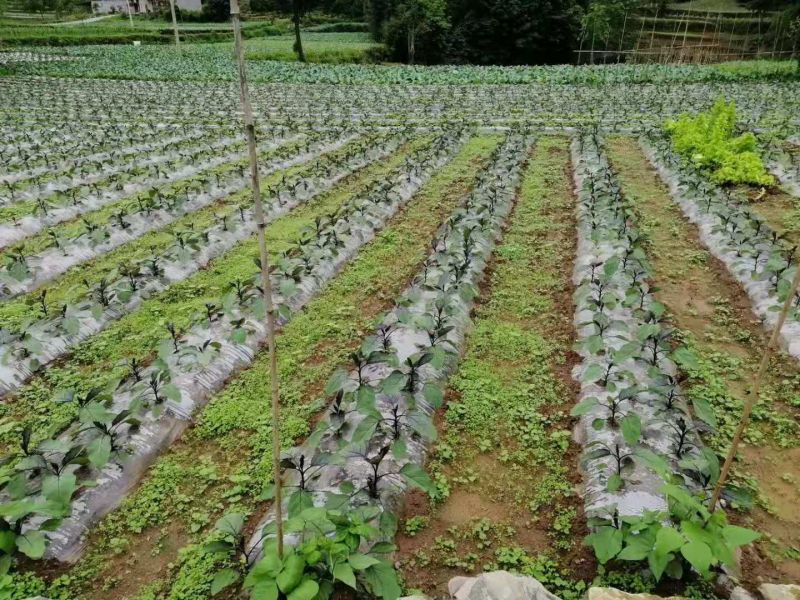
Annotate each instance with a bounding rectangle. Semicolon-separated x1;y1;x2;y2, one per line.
0;47;799;600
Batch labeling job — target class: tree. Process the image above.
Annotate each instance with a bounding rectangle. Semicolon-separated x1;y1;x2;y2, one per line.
23;0;52;18
292;0;306;62
445;0;584;64
367;0;393;40
393;0;449;63
203;0;231;21
370;0;583;64
740;0;792;14
581;0;642;61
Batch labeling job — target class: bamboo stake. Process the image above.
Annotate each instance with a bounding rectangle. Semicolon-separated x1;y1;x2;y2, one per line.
168;0;180;48
124;0;133;27
698;11;709;64
726;16;737;61
772;14;782;59
679;16;689;63
709;263;800;511
669;12;684;60
617;10;628;63
229;0;284;559
633;13;646;64
712;13;722;61
648;7;658;63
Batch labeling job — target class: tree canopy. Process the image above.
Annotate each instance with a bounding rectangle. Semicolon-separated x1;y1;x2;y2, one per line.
370;0;584;64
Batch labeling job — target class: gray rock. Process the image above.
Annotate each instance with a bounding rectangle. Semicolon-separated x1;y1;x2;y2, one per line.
448;571;561;600
758;584;800;600
586;588;686;600
730;587;757;600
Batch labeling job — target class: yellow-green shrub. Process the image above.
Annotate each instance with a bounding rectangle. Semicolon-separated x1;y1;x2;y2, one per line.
664;98;774;186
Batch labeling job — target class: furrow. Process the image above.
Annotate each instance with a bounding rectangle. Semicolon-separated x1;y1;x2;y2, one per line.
642;135;800;361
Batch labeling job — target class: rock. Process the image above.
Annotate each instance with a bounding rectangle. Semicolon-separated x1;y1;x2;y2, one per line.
449;571;561;600
399;596;432;600
730;586;758;600
586;588;687;600
758;584;800;600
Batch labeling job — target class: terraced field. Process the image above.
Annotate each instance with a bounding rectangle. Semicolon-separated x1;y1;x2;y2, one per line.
0;52;799;600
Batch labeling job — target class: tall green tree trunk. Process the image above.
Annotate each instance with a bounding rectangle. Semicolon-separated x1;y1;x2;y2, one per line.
293;0;306;62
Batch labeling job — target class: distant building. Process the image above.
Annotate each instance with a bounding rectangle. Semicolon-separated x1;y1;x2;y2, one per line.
91;0;201;14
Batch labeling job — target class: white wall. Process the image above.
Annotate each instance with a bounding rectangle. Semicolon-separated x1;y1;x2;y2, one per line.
92;0;201;15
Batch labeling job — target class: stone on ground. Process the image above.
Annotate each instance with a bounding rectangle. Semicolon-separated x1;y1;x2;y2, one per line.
448;571;561;600
586;588;687;600
758;584;800;600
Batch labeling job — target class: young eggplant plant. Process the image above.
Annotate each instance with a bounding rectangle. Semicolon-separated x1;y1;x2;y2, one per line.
242;133;532;567
572;131;714;538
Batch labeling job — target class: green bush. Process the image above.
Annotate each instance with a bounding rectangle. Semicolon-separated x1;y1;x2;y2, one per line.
664;98;775;186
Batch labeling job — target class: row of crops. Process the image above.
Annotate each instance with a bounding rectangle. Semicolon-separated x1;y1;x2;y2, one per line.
2;45;799;84
0;70;798;599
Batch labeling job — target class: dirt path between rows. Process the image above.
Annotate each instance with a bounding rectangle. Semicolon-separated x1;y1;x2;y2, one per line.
395;137;595;600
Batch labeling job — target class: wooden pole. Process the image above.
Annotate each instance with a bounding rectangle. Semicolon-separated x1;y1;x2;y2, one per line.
633;12;646;64
168;0;180;48
648;7;658;63
124;0;134;27
679;15;689;63
230;0;284;559
617;10;629;63
709;263;800;511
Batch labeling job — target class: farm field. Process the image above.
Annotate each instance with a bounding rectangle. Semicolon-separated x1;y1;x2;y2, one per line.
0;45;799;600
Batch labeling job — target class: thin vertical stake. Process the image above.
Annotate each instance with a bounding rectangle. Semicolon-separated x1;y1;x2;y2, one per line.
229;0;284;559
709;263;800;511
169;0;180;48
